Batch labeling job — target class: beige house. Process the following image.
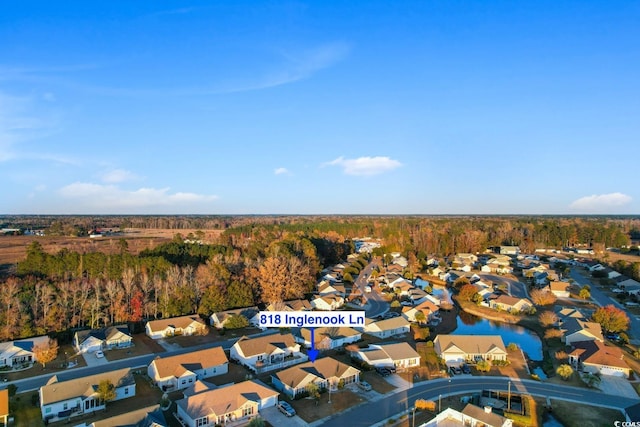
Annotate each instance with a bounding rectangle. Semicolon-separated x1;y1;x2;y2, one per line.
147;347;228;391
230;333;307;373
434;335;507;366
562;318;604;345
362;317;411;338
488;295;532;313
355;342;420;369
298;327;361;350
176;380;278;427
145;315;207;339
549;281;570;298
271;357;360;399
568;340;631;378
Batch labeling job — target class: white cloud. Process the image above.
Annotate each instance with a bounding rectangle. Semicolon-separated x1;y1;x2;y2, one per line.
569;192;632;212
274;167;291;175
58;182;218;211
324;156;402;176
101;168;138;183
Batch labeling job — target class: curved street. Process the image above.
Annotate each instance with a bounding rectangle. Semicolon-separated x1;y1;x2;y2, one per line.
354;258;390;318
319;376;636;426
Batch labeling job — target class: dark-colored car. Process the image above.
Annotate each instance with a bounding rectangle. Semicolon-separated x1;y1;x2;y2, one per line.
277;401;296;417
462;364;471;374
376;367;391;376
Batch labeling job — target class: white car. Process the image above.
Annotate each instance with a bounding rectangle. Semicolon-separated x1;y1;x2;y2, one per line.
612;288;625;293
95;350;105;358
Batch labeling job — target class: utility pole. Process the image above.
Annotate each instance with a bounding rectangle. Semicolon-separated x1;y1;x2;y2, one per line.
439;394;442;412
508;380;511;411
412;406;416;427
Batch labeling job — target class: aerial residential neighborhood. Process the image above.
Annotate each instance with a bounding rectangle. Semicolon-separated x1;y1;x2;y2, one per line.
2;219;640;427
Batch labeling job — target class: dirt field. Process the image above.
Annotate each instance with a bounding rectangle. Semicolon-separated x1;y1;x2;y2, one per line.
0;228;224;266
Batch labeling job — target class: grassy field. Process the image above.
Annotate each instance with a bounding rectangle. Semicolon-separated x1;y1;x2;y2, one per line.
550;400;625;427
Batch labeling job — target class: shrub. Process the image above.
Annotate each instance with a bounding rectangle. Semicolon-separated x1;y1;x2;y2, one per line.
415;399;436;411
507;343;519;351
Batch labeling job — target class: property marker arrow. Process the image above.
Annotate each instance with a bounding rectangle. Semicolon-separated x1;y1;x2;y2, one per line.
308;327;319;362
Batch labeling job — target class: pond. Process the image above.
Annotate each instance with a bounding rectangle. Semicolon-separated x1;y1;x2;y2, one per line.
453;312;543;361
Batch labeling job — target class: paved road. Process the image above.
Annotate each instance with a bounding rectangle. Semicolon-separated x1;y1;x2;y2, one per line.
479;274;529;299
354;258;389;318
319;376;636;426
6;329;279;394
570;268;640;344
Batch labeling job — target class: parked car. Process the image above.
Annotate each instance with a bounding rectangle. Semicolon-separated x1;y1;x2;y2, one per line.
94;350;104;359
461;364;471;374
357;381;372;391
612;288;625;293
449;366;462;375
277;401;296;417
376;367;391;376
605;332;620;341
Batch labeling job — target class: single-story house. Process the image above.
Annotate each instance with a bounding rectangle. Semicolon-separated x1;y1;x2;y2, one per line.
569;340;631;378
423;404;513;427
230;333;306;373
271;357;360;399
73;326;132;354
488;295;532;313
265;299;312;312
549;281;570;298
402;300;439;323
210;306;260;329
176;380;278;427
40;368;135;422
298;327;361;350
434;335;507;366
500;246;520;256
318;281;346;296
562;318;604;345
311;294;345;311
147;347;228;391
362;317;410;339
0;335;49;368
146;315;207;339
355;342;421;369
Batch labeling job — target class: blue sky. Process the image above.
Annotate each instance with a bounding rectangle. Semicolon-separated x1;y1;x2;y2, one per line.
1;1;639;215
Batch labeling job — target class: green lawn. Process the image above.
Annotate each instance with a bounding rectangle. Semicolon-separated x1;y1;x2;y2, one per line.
11;391;44;427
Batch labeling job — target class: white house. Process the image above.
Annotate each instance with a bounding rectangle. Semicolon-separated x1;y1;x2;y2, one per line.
0;335;49;368
147;347;228;391
298;327;361;350
355;342;420;370
73;326;132;354
434;335;507;367
423;405;513;427
271;357;360;399
230;333;307;373
562;318;604;345
176;380;278;427
311;294;345;311
40;368;135;423
402;300;440;323
146;315;207;339
209;306;260;329
362;317;410;339
568;340;631;378
549;281;570;298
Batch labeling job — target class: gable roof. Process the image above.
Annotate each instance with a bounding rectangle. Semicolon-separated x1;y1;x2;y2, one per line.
176;380;278;420
300;327;360;345
570;340;628;370
365;316;410;331
212;307;259;324
91;404;163;427
462;403;508;427
41;368;134;405
370;342;420;361
273;357;359;388
234;333;297;358
266;300;311;312
434;335;507;355
562;318;604;341
150;347;228;379
493;295;529;307
76;325;131;344
549;281;569;292
147;315;205;333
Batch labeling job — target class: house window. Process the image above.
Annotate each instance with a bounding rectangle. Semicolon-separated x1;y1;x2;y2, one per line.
181;379;186;385
196;416;209;426
45;407;51;414
257;355;263;361
63;403;68;410
189;378;193;383
243;406;254;417
124;387;129;395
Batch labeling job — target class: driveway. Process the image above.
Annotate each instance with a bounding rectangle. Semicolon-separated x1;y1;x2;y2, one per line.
597;375;638;399
260;406;307;427
81;351;109;367
479;274;529;299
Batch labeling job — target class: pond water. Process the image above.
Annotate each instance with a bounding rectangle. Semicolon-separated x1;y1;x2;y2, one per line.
543;412;565;427
532;367;548;379
453;312;543;361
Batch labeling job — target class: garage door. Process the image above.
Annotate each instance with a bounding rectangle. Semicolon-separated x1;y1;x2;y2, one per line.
599;367;626;377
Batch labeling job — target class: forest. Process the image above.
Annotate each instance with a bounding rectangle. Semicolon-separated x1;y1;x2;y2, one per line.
0;215;638;342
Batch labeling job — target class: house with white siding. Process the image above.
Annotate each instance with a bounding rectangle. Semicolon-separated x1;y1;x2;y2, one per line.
271;357;360;399
362;317;410;339
355;342;420;370
230;333;307;373
73;326;132;354
434;335;507;367
145;315;207;339
298;327;361;350
147;347;228;391
40;368;135;423
0;335;49;368
176;380;278;427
